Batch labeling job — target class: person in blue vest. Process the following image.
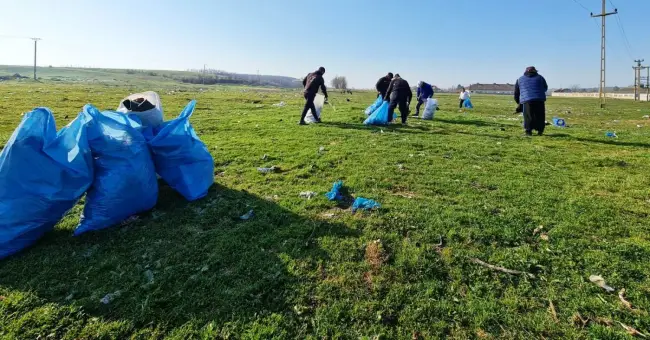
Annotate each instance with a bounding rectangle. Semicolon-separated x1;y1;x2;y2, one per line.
415;81;434;117
514;66;548;136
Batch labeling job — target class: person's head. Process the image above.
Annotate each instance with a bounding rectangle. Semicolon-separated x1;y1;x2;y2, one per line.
461;87;465;92
418;81;423;87
525;66;537;74
394;73;401;79
387;72;394;79
318;66;326;75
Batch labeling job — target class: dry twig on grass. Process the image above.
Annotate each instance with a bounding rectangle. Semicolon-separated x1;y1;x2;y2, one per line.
618;322;647;338
548;299;559;323
619;288;640;312
470;258;535;278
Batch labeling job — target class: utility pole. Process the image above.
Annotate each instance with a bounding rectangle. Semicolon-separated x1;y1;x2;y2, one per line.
633;59;644;101
203;64;207;85
591;1;617;108
31;37;41;80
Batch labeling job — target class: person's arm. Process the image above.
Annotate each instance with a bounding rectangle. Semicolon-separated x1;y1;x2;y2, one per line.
384;80;394;100
542;76;548;92
514;80;520;104
416;87;421;100
407;83;413;104
375;78;383;93
302;75;307;87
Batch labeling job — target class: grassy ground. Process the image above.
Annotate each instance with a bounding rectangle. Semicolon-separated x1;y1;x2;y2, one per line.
1;82;650;339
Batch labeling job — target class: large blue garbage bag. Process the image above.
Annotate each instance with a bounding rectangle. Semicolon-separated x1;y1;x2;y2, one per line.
147;100;214;201
0;108;93;259
464;98;474;108
365;96;383;116
74;105;158;236
364;101;390;126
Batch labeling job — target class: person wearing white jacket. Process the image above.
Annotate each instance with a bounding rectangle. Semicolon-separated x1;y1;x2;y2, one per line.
459;87;470;108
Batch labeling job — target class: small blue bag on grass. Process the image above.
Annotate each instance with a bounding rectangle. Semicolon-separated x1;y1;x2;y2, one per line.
147;100;214;201
352;197;381;212
364;101;390;126
0;108;93;258
325;180;344;201
365;96;383;116
74;105;158;236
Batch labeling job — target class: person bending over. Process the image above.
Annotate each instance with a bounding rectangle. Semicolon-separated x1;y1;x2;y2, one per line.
415;81;434;117
514;66;548;136
300;67;328;125
384;74;412;125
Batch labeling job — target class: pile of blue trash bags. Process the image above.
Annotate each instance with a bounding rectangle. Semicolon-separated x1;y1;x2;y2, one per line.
364;96;392;126
0;98;214;259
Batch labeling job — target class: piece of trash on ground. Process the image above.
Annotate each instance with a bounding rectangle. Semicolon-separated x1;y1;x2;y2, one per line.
643;115;649;119
618;288;640;312
325;181;344;201
589;275;615;292
552;117;566;127
272;102;286;107
351;197;381;212
605;132;618;138
261;154;268;160
299;191;317;199
257;166;278;174
240;209;254;220
144;270;154;284
318;146;325;153
100;291;122;305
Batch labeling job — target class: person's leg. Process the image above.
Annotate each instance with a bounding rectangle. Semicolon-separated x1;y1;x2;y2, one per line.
522;102;533;135
387;93;398;123
399;96;409;124
535;101;546;135
459;99;464;109
415;98;423;116
300;93;316;124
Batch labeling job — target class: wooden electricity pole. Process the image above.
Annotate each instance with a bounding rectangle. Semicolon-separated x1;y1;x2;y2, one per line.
31;38;41;80
591;1;617;108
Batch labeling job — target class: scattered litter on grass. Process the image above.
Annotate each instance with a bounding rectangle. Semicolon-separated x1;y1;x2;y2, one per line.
552;117;566;127
606;132;618;138
397;164;405;171
589;275;615;292
325;181;344;201
100;291;121;305
496;142;502;145
299;191;317;199
540;233;549;241
643;115;650;119
144;270;154;284
240;210;254;220
638;125;643;128
618;322;647;338
318;146;325;153
533;226;544;235
257;166;278;174
272;102;286;107
201;265;209;272
261;154;268;160
470;258;535;278
352;197;381;212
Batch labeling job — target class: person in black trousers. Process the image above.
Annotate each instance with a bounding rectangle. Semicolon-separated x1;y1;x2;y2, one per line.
384;74;412;124
299;67;328;125
375;72;393;99
514;66;548;136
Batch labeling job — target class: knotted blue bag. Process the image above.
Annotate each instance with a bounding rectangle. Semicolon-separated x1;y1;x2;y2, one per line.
365;96;383;116
364;101;390;126
0;108;93;258
74;105;158;236
147;100;214;201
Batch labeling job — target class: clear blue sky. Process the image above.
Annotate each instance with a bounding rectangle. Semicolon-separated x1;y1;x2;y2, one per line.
1;0;648;88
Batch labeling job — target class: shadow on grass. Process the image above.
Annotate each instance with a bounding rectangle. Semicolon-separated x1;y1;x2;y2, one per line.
546;133;650;148
0;183;360;334
435;117;510;128
319;121;431;134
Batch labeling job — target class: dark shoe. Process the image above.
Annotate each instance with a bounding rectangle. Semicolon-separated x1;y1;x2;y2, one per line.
315;118;322;123
537;132;544;136
298;121;307;125
524;130;533;136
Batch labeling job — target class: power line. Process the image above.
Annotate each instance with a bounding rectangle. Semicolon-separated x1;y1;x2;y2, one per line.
607;0;635;60
571;0;593;13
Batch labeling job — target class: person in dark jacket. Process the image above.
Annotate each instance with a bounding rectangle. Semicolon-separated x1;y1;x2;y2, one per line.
514;66;548;136
384;74;413;124
375;72;393;99
415;81;434;117
299;67;328;125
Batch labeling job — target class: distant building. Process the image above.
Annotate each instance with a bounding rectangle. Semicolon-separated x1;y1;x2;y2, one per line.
468;83;515;95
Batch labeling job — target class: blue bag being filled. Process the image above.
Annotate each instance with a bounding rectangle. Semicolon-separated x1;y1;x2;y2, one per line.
463;98;474;108
0;108;93;258
147;100;214;201
364;101;390;126
364;96;383;116
74;105;158;236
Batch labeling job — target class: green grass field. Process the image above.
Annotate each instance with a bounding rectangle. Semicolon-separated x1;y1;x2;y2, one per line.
1;82;650;339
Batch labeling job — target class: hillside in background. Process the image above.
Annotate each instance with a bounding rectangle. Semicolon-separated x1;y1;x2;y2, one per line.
0;65;302;88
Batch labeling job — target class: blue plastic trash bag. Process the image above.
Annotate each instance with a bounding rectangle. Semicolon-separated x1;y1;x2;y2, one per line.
552;117;566;127
74;105;158;236
464;98;474;108
1;108;93;259
147;100;214;201
352;197;381;212
325;180;344;201
364;101;390;126
605;131;617;138
365;96;383;116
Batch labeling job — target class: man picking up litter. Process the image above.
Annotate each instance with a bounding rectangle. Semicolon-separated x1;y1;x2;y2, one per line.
300;67;328;125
